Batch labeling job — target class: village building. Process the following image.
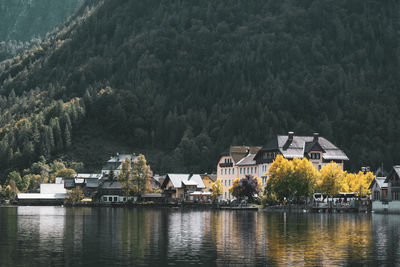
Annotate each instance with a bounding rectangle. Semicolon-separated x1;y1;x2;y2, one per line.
254;132;349;172
98;180;125;203
216;146;261;201
371;166;400;213
217;132;349;201
201;174;217;192
17;184;67;204
369;177;388;201
101;153;137;177
161;174;209;201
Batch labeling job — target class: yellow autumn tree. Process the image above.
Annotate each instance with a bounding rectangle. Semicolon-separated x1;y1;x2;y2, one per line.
292;157;319;198
317;162;346;196
210;178;223;201
266;155;318;202
255;176;263;192
340;171;375;197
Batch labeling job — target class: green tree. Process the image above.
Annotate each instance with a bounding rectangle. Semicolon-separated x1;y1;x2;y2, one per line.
54;168;76;179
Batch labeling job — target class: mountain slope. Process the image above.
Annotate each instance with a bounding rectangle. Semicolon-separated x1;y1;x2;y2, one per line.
0;0;399;181
0;0;85;61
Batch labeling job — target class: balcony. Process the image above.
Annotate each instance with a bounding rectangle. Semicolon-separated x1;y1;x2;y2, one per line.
219;162;233;168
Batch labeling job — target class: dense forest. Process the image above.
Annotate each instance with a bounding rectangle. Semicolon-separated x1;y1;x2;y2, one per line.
0;0;83;61
0;0;398;183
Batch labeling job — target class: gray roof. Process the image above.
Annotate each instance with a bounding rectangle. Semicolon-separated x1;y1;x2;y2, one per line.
164;174;205;189
86;179;100;188
101;181;122;189
375;177;388;189
107;153;137;163
276;135;349;161
236;153;257;166
102;153;137;170
385;166;400;183
75;173;103;179
394;166;400;177
229;146;261;163
370;177;388;189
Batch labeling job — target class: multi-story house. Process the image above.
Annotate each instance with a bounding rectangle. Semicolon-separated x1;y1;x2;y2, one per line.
101;153;137;177
254;131;348;175
216;146;261;201
217;132;349;201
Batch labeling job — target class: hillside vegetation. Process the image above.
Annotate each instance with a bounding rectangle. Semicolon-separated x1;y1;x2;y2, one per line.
0;0;84;61
0;0;398;182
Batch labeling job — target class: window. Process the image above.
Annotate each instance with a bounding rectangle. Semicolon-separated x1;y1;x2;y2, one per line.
225;180;227;186
225;169;227;175
225;192;227;199
229;180;231;186
255;167;257;173
251;167;253;173
114;197;118;202
240;168;242;174
123;197;126;202
103;197;107;201
311;153;320;160
374;191;380;200
233;169;234;175
220;169;223;175
247;167;249;174
229;169;231;175
108;197;112;202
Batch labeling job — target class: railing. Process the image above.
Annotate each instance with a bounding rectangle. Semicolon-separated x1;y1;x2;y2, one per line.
219;162;233;167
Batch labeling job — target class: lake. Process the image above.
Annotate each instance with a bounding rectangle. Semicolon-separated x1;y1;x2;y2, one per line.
0;207;399;266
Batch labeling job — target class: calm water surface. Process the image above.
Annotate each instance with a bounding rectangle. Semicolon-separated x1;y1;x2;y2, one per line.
0;206;399;266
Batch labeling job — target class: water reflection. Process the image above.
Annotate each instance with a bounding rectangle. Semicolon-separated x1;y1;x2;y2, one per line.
1;207;400;266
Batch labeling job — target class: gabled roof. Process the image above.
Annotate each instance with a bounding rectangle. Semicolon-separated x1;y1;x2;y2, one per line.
236;153;257;166
229;146;261;163
369;177;388;189
277;134;348;160
107;153;137;163
162;174;205;189
304;141;325;153
201;174;217;182
102;153;137;170
384;166;400;183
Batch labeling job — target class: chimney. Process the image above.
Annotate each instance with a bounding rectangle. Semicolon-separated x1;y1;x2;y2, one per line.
313;133;319;142
288;131;294;140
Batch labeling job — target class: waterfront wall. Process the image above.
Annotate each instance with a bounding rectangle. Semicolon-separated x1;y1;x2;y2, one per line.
372;200;400;213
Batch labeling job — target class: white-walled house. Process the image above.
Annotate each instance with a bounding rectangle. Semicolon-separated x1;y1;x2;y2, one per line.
17;184;67;204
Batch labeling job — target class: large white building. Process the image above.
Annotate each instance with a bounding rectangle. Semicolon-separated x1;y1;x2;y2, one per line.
17;184;68;203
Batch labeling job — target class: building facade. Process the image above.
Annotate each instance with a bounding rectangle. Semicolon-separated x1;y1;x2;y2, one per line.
217;132;349;201
216;146;261;201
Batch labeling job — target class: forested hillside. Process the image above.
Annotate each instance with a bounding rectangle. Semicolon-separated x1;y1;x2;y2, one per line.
0;0;83;61
0;0;398;182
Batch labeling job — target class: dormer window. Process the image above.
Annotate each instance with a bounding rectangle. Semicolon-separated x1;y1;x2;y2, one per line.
310;153;320;160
